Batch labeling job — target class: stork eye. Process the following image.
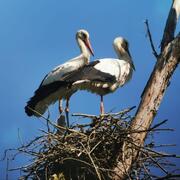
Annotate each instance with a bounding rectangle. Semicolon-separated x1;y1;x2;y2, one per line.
81;33;87;40
123;40;128;50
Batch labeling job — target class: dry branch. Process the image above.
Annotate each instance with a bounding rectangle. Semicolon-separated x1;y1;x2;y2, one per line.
145;19;159;58
112;1;180;179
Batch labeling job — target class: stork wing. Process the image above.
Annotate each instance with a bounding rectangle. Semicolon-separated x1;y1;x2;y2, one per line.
25;81;67;116
39;56;85;87
63;60;117;84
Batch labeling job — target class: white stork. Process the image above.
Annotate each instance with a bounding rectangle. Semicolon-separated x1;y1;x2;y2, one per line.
63;37;135;114
25;29;94;126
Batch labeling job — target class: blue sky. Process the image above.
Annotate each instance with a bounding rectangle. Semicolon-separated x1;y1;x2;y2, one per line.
0;0;180;179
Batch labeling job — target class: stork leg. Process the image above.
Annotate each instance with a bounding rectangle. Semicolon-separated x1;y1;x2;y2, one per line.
100;95;105;114
58;99;63;114
65;97;70;128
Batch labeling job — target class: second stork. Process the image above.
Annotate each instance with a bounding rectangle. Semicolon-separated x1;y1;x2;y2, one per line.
64;37;135;114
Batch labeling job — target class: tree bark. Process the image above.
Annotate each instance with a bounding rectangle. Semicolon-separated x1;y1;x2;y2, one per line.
113;0;180;179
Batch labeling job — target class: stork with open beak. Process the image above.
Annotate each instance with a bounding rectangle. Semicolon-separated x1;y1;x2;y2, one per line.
64;37;135;114
25;29;94;126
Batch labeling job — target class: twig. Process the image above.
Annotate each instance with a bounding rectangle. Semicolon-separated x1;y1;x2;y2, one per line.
127;139;179;159
142;163;153;180
149;120;168;131
147;155;169;175
35;171;41;180
46;108;51;134
72;113;97;118
103;106;136;117
153;144;176;148
6;158;9;180
156;174;180;180
121;157;132;180
145;19;159;58
45;166;48;180
118;127;174;136
72;106;136;119
28;107;87;137
62;157;116;173
62;157;93;168
90;141;102;154
18;128;24;146
80;142;102;180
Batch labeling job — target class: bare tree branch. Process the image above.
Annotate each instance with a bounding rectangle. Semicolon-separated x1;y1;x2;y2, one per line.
156;174;180;180
145;19;159;58
112;1;180;179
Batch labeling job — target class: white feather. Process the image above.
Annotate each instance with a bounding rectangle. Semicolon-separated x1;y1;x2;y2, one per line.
102;83;109;88
173;0;180;17
72;79;90;85
42;55;87;86
94;58;130;82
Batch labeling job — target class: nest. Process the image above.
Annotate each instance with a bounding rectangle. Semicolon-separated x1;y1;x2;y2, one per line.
4;107;180;180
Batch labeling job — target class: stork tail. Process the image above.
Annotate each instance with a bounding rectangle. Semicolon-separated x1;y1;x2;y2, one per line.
25;81;68;116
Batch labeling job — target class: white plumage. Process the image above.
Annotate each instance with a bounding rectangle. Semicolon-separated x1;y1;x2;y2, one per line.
25;29;94;124
41;55;90;86
94;59;121;77
173;0;180;17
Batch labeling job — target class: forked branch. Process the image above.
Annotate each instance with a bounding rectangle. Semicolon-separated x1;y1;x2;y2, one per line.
112;0;180;179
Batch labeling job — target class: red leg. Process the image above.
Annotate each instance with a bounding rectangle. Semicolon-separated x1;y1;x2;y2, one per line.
100;95;105;114
65;98;70;127
58;99;63;114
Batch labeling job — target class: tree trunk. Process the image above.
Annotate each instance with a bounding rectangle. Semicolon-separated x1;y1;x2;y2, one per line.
112;0;180;179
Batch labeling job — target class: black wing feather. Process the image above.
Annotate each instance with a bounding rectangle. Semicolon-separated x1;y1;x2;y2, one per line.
25;81;67;116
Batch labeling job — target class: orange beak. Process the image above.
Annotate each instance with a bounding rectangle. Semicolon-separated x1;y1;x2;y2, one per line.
84;38;94;56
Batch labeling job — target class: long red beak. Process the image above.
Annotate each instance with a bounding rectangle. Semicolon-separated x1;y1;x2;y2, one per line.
84;38;94;56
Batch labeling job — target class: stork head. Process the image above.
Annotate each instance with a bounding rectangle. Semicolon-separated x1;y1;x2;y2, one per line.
113;37;130;56
113;37;135;70
76;29;94;56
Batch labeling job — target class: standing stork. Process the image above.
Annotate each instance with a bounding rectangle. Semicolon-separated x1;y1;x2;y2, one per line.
64;37;135;114
25;29;94;126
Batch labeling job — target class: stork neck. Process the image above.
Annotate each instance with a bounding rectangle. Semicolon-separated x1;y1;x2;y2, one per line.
116;48;130;61
77;38;91;63
115;47;135;70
